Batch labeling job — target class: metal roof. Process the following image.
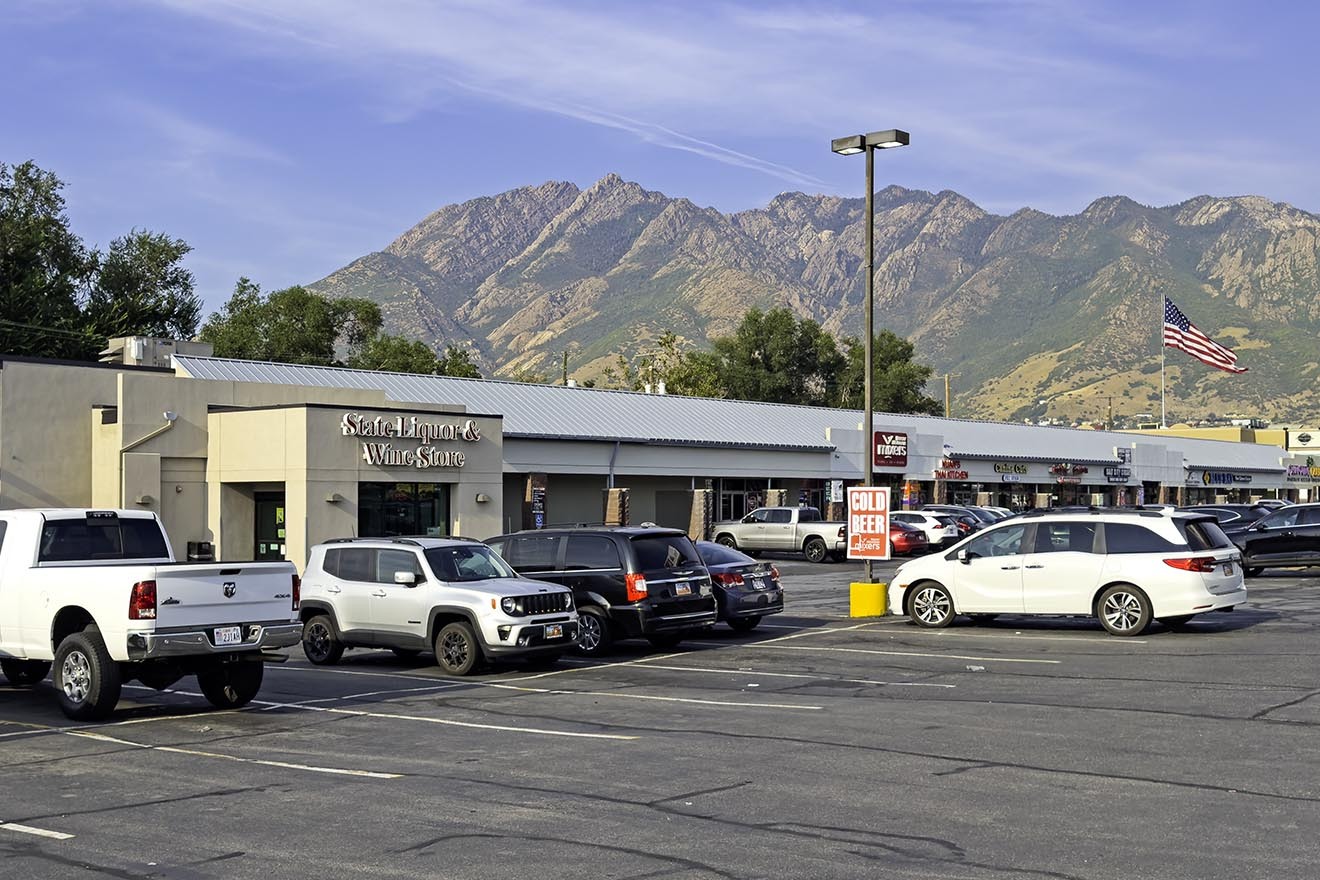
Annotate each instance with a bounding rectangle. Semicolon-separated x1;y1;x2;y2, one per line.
172;355;1288;472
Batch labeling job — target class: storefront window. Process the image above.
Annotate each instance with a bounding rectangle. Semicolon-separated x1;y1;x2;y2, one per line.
358;482;451;537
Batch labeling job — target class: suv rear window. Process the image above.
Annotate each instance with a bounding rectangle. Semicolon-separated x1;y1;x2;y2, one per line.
1102;522;1181;554
631;534;701;570
39;517;169;562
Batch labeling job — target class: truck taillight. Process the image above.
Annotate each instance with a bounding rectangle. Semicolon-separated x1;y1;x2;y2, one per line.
838;526;846;538
625;572;649;602
129;580;157;620
292;573;301;610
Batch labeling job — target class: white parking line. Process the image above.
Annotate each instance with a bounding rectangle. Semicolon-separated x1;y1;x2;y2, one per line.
899;630;1149;645
0;822;75;841
482;682;823;710
593;662;957;689
254;701;640;739
744;644;1061;665
64;730;402;779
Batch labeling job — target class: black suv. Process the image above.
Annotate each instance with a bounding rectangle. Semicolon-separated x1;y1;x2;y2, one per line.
486;527;717;656
1232;503;1320;576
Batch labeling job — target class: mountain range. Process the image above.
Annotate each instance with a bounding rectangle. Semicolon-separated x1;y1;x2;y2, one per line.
309;174;1320;425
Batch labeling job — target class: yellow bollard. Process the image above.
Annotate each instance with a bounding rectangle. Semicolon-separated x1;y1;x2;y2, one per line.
850;581;888;617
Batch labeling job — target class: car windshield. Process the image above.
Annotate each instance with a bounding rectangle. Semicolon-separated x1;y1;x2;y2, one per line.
424;545;518;581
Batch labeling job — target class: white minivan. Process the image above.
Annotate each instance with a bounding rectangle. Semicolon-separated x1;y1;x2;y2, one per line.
887;508;1246;636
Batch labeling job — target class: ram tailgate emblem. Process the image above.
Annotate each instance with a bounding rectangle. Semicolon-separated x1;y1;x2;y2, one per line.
222;582;237;598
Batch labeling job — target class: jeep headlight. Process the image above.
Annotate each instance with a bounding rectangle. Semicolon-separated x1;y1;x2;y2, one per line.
500;597;520;615
563;592;573;610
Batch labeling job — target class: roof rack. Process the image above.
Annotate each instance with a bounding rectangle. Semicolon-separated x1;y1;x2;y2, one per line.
1017;506;1164;518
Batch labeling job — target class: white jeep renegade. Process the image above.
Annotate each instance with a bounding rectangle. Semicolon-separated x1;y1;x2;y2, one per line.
299;537;578;674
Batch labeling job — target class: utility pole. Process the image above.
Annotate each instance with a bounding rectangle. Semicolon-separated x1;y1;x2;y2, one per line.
943;373;960;418
562;350;568;386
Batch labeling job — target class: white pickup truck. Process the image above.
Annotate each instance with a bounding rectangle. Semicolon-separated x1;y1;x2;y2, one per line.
712;506;848;563
0;509;300;720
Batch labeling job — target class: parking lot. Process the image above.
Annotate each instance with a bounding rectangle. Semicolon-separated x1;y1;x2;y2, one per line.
4;558;1320;880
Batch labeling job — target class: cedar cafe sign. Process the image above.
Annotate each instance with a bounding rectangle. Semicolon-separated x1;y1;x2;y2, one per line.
341;413;482;469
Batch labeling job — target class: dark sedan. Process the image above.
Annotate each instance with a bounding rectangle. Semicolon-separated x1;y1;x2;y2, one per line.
695;540;785;632
1232;503;1320;576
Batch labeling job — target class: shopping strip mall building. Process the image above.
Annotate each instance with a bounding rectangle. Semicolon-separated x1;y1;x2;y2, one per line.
0;344;1315;569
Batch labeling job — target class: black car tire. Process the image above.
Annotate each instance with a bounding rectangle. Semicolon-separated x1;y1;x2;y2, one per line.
647;633;684;651
434;622;481;676
197;661;264;710
1097;584;1152;637
53;627;121;721
575;606;612;657
2;658;51;687
803;537;829;564
907;582;955;629
715;534;738;550
302;615;345;666
727;616;761;633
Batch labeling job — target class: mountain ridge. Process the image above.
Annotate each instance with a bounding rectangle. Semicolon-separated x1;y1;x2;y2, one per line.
308;175;1320;424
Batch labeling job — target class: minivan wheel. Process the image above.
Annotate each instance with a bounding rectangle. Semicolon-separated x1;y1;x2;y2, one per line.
1097;584;1152;637
575;607;612;657
803;537;828;564
909;582;955;628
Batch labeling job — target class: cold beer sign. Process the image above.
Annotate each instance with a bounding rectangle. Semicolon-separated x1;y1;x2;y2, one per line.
846;486;891;561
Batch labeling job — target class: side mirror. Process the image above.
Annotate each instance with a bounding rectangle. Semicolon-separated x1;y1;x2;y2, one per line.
957;549;971;565
394;571;419;585
742;515;756;524
1249;523;1265;532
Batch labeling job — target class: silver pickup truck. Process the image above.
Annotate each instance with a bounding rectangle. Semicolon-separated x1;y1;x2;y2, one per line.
712;506;847;563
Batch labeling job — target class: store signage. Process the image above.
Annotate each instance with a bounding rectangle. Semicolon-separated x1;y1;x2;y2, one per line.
1049;463;1089;476
341;413;482;470
1055;477;1082;484
934;469;969;480
1104;466;1131;480
1000;474;1022;483
1116;448;1133;464
994;463;1029;474
1194;470;1253;486
828;480;845;504
873;431;908;468
846;486;890;561
1298;433;1313;444
1286;459;1320;482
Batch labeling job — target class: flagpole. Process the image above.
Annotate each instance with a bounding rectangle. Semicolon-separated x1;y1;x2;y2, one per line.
1160;294;1167;428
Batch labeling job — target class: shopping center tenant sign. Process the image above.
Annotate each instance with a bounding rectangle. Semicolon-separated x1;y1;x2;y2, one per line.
846;486;891;561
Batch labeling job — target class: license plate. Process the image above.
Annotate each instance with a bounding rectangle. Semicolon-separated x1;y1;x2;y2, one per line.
214;626;242;646
544;624;564;640
675;583;692;596
1223;563;1233;575
747;578;767;590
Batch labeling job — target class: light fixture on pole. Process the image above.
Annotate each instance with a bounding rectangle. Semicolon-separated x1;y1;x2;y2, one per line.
832;129;909;586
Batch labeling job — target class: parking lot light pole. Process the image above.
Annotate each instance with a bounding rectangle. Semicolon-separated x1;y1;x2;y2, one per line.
832;129;909;584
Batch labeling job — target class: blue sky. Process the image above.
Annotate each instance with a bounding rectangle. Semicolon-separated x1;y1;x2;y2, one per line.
4;0;1318;316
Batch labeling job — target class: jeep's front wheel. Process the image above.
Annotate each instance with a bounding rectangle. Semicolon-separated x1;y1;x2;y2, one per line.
302;615;344;665
434;622;481;676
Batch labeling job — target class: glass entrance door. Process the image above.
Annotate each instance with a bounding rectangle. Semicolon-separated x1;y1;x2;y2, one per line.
255;492;287;560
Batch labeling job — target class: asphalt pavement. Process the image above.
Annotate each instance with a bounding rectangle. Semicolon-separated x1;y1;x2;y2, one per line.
3;556;1319;879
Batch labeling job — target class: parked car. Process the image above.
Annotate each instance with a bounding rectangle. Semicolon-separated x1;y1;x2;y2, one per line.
889;521;930;556
486;526;717;656
299;537;579;674
711;506;847;563
0;509;300;720
887;508;1245;636
1180;503;1275;526
1232;503;1320;576
924;504;998;526
891;511;961;548
1255;499;1292;510
694;541;784;631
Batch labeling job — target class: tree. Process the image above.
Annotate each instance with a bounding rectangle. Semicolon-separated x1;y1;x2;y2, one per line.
601;331;723;397
706;308;844;406
347;335;482;378
837;330;943;415
200;281;381;366
0;161;92;358
82;230;201;350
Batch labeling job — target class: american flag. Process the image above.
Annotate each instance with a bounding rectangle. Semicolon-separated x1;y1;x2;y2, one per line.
1163;298;1247;374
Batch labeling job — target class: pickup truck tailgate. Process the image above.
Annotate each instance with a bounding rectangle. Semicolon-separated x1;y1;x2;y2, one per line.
152;563;298;629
